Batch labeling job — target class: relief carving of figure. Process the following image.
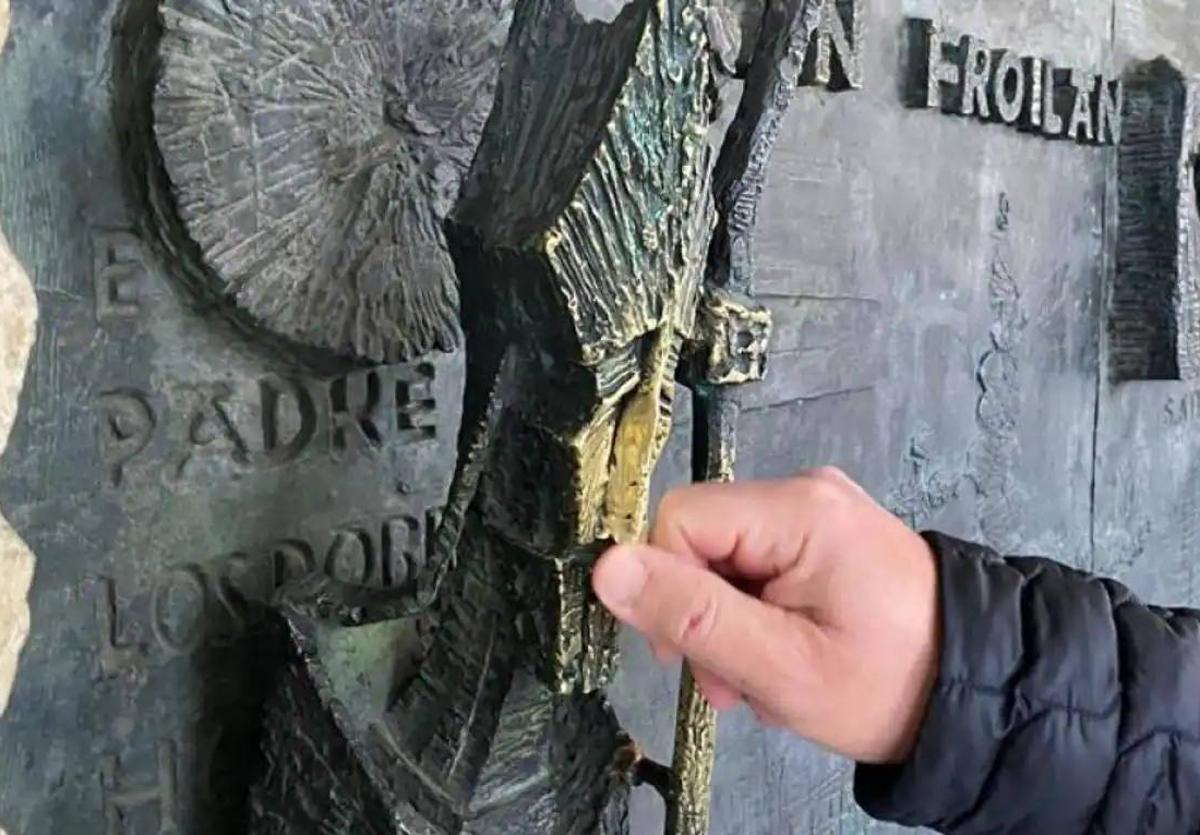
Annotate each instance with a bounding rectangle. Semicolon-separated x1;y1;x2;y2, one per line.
126;0;858;831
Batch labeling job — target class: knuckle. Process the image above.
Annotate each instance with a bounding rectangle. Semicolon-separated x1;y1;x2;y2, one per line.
751;706;782;728
656;488;688;524
651;485;710;551
793;471;850;510
808;465;848;484
746;696;792;730
673;587;720;650
650;640;680;665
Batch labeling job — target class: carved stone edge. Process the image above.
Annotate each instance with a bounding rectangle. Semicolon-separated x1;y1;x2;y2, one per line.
0;0;38;721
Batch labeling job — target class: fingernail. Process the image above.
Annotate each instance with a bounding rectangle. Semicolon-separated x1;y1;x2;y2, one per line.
594;548;648;609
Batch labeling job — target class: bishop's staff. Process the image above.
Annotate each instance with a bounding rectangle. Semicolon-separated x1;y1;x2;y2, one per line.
664;0;864;829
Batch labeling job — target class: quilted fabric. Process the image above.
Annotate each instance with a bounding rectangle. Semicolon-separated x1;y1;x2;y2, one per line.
856;533;1200;834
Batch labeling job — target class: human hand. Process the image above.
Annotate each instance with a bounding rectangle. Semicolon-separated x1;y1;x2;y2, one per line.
592;468;940;765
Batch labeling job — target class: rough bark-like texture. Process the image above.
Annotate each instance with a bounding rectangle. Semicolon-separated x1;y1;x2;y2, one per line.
251;524;635;835
1113;57;1200;380
253;2;719;830
151;0;513;365
0;0;36;720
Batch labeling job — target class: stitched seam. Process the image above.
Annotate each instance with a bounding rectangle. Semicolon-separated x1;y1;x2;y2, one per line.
946;706;1067;831
1083;586;1131;835
1121;728;1200;750
940;678;1117;721
940;680;1200;747
1133;743;1171;835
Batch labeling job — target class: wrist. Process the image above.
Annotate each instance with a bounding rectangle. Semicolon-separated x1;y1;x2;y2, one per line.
885;532;942;764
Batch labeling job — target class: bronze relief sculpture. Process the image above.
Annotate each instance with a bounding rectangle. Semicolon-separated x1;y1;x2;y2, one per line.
123;0;860;831
9;0;1200;832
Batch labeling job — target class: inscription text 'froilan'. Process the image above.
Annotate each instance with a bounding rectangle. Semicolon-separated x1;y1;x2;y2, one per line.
906;18;1122;145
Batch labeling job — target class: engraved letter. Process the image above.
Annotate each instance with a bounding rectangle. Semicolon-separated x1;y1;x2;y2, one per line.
98;390;156;487
151;567;208;656
329;370;384;456
799;0;864;91
257;375;317;467
93;231;145;323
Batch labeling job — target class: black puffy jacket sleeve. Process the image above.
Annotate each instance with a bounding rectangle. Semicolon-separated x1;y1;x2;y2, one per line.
855;533;1200;834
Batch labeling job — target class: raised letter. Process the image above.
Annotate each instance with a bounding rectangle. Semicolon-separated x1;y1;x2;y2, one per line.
257;375;317;467
271;540;317;589
1095;76;1123;145
959;36;992;118
94;578;144;677
989;50;1026;125
1020;57;1045;130
93;231;144;323
800;0;864;91
1113;58;1200;379
329;370;384;456
394;363;438;444
1066;69;1095;142
151;567;208;656
324;529;376;586
381;515;424;587
182;384;251;472
906;19;961;110
1041;61;1065;137
98;390;156;487
100;741;179;835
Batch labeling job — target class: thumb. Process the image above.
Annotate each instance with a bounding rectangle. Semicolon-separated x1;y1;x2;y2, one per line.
593;544;812;702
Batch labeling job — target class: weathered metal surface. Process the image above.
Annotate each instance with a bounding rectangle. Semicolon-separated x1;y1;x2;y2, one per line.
670;285;773;835
245;0;729;830
1113;57;1200;381
0;5;463;833
616;3;1118;833
665;668;718;835
1093;0;1200;662
149;0;512;366
665;1;837;826
4;1;1200;834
